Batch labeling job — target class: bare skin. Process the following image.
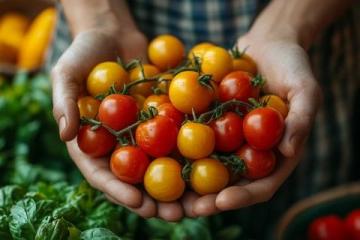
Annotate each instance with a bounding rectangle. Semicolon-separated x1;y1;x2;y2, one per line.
52;0;353;221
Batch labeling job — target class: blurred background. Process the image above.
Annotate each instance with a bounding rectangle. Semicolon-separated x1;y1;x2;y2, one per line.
0;0;359;240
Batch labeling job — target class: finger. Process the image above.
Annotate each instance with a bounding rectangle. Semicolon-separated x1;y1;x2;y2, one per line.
192;194;220;217
128;193;157;218
51;32;117;141
66;139;143;208
157;202;184;222
181;191;199;218
279;79;321;158
216;156;297;211
105;193;157;218
118;31;148;63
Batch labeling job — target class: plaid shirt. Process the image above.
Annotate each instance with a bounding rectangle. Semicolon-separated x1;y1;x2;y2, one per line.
49;1;360;238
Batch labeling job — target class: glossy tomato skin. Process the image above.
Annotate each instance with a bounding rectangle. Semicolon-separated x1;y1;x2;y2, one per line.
129;64;160;97
219;71;259;103
210;112;244;152
77;125;116;158
157;102;185;127
308;215;347;240
144;157;185;202
98;94;138;131
243;107;284;150
87;61;129;97
260;94;288;118
110;146;150;184
201;46;232;82
177;122;215;160
169;71;214;114
148;34;185;70
345;209;360;240
77;96;101;119
236;144;276;180
190;158;229;195
232;54;257;75
136;116;178;158
188;42;214;61
142;94;170;110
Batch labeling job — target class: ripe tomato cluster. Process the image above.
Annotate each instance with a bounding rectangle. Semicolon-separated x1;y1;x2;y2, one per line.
76;34;288;202
308;209;360;240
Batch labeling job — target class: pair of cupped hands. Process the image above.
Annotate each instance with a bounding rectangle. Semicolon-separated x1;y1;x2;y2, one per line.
51;17;321;221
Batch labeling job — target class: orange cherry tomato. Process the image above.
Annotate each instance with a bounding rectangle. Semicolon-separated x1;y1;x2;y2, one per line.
77;96;101;118
260;94;288;118
157;73;173;94
188;42;214;61
201;46;232;82
169;71;214;114
232;53;257;75
190;158;229;195
177;122;215;160
129;64;160;97
148;34;185;71
142;94;170;111
144;157;185;202
87;61;129;97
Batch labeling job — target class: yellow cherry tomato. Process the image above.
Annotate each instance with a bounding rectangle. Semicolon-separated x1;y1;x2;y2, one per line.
129;64;160;97
132;94;146;110
143;94;170;110
144;157;185;202
87;61;129;97
148;34;185;71
77;96;101;118
190;158;229;195
157;73;173;94
232;53;257;75
260;94;288;118
177;122;215;160
201;46;233;82
187;42;214;60
169;71;214;114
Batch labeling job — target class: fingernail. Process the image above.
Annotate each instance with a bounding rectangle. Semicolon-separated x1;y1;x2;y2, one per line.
59;116;66;135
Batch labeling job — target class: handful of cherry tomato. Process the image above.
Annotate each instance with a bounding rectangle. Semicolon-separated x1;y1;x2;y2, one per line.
76;34;289;202
307;209;360;240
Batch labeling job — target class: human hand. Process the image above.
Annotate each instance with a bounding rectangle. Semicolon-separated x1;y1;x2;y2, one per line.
181;9;322;217
52;29;184;221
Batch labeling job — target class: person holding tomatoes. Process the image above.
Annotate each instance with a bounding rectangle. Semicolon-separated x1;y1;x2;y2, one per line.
50;0;359;238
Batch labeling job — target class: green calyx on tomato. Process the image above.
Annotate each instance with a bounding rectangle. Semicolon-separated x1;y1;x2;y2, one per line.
212;153;246;175
229;45;248;59
251;74;265;88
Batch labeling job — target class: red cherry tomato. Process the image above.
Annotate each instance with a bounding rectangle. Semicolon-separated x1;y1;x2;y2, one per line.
345;209;360;240
136;116;178;157
209;112;244;152
77;125;116;158
236;144;276;180
157;102;185;127
219;71;260;102
308;215;347;240
110;146;150;184
98;94;138;131
243;107;284;150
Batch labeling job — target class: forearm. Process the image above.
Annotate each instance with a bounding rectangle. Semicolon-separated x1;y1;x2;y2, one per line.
252;0;354;49
60;0;138;36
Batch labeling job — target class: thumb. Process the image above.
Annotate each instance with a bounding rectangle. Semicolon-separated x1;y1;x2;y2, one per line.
278;80;321;158
51;32;117;141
